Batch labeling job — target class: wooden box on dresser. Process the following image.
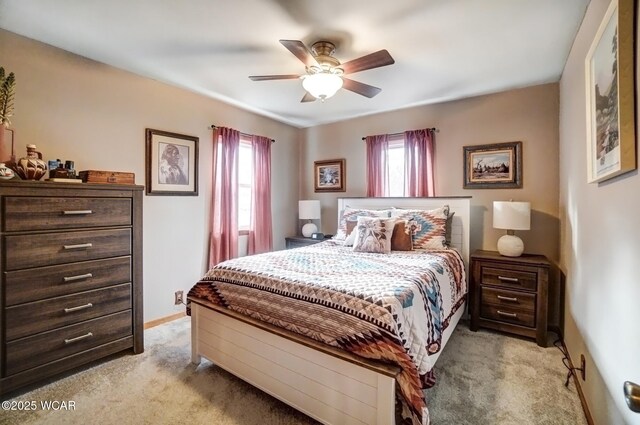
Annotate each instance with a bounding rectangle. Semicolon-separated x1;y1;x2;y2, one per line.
469;250;550;347
0;181;143;396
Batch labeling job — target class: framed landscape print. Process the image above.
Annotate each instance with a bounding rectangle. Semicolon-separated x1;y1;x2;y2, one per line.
314;159;346;192
585;0;636;183
145;128;199;196
463;141;522;189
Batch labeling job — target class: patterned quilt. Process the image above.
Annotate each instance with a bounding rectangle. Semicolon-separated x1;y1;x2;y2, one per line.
187;240;466;425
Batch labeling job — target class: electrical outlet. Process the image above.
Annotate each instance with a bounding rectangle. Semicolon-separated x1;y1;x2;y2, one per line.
174;290;184;305
580;354;586;380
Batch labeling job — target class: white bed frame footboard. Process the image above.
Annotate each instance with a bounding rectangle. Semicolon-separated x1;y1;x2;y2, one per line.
191;301;398;425
191;197;471;425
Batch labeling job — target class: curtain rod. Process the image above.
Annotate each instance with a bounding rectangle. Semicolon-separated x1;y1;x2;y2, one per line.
361;127;439;141
209;124;275;143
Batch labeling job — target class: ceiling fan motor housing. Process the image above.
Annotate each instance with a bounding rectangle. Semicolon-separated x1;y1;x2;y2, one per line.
309;41;342;73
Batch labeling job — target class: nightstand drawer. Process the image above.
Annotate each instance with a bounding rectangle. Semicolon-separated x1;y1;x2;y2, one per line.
480;303;535;328
481;266;537;291
481;287;536;312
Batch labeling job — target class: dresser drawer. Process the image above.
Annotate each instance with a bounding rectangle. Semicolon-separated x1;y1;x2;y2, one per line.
4;228;131;271
5;283;132;340
3;197;131;232
480;266;537;291
5;257;131;306
480;302;535;328
6;310;132;375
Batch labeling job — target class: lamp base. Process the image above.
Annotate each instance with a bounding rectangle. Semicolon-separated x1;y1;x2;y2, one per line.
497;234;524;257
301;222;318;238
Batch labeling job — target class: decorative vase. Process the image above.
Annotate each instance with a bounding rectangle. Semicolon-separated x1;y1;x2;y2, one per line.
7;144;48;180
0;163;15;180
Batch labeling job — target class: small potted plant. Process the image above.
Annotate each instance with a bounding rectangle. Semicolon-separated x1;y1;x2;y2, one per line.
0;67;16;164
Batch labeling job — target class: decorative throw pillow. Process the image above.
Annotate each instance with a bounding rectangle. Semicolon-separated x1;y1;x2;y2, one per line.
391;220;413;251
335;207;391;240
342;220;359;246
352;217;396;254
391;205;449;249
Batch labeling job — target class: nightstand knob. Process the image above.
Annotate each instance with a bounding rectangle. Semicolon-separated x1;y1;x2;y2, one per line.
497;295;518;302
498;276;519;283
497;310;518;318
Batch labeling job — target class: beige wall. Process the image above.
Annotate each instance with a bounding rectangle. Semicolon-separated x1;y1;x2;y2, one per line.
559;0;640;423
301;83;560;261
0;29;301;322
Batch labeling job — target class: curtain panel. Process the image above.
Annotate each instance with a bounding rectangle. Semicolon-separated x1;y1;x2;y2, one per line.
404;129;435;197
247;135;273;255
365;134;390;197
209;127;240;268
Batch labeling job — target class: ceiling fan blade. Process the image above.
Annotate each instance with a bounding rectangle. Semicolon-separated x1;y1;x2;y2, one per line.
301;92;316;103
249;74;300;81
341;50;395;75
342;78;382;98
279;39;319;67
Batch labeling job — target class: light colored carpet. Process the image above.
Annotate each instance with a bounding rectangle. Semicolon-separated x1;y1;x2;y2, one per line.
2;317;585;425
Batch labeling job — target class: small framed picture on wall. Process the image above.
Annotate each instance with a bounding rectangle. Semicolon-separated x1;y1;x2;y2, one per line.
145;128;199;196
314;159;346;192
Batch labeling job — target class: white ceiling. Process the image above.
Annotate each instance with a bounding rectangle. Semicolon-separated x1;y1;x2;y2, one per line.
0;0;589;128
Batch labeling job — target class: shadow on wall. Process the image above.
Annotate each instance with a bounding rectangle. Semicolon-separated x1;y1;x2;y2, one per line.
470;204;486;253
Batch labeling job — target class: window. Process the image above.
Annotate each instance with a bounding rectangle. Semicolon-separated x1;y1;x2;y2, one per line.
387;135;405;197
238;137;253;230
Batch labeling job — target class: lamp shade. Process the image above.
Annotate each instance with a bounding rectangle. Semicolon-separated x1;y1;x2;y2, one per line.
299;200;321;220
493;201;530;230
302;73;343;100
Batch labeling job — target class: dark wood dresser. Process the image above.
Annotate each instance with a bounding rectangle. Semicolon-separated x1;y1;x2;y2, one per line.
469;250;550;347
0;181;143;396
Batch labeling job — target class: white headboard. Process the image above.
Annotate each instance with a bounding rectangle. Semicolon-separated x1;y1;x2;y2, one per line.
337;197;471;267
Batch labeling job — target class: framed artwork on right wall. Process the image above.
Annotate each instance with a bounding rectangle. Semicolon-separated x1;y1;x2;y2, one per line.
585;0;636;183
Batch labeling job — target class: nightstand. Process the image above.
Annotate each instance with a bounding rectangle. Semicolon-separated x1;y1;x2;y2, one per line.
285;236;323;249
469;250;550;347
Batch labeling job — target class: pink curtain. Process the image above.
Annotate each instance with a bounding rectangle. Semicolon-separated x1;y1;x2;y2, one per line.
404;129;435;197
209;127;240;268
365;134;389;197
247;135;273;255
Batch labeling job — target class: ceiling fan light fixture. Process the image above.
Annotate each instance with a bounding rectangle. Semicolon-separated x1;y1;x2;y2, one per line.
302;73;343;100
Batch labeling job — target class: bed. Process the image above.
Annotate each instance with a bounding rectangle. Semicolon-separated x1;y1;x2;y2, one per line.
187;197;470;425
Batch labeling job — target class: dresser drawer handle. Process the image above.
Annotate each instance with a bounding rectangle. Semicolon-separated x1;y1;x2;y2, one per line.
497;295;519;302
498;276;519;283
63;210;93;215
63;243;93;250
497;310;518;318
64;332;94;344
63;273;94;283
64;303;93;313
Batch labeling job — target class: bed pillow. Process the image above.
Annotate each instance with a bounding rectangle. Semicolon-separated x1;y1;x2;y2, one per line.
391;220;413;251
445;211;455;247
352;217;396;254
391;205;449;249
335;207;391;240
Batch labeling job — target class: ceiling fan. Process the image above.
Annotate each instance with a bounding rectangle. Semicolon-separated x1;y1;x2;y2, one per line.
249;39;395;102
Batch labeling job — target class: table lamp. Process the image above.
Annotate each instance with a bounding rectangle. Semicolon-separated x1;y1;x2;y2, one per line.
493;201;530;257
299;200;321;237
